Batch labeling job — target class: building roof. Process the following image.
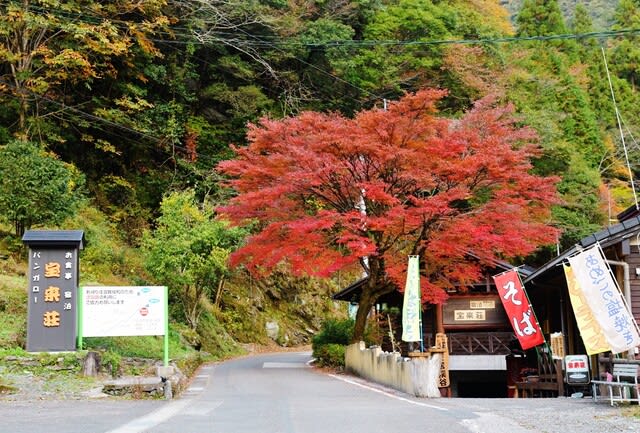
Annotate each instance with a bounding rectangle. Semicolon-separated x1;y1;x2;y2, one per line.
22;230;85;249
332;277;367;302
616;203;640;222
524;215;640;286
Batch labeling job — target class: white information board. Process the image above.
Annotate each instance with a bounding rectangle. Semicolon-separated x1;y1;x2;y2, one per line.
81;286;167;337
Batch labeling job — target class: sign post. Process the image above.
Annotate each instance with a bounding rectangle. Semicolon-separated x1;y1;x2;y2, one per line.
79;286;169;366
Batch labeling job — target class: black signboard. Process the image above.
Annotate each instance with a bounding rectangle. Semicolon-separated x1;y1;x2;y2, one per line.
23;230;83;352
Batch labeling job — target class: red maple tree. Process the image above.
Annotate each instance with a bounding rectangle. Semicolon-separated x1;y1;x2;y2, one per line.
217;89;560;341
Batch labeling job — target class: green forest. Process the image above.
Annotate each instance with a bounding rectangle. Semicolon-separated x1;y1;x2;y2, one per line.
2;0;640;359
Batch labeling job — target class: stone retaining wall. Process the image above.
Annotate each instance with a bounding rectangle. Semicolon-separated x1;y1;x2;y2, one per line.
345;341;441;397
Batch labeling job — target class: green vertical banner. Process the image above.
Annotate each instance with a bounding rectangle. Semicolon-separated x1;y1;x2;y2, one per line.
402;255;422;343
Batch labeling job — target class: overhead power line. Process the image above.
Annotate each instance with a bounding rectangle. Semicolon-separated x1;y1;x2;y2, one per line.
2;0;640;49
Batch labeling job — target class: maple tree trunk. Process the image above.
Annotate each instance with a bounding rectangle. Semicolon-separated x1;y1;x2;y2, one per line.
352;292;375;343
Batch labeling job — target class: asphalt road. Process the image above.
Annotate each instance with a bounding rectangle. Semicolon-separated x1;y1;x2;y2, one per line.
1;351;638;433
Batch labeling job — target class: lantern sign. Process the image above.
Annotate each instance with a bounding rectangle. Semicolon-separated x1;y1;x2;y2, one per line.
492;269;545;350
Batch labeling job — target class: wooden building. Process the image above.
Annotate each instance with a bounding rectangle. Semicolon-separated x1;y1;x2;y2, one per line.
334;209;640;397
333;258;531;397
523;211;640;382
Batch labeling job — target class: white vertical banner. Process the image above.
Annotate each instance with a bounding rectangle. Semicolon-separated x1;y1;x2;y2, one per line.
567;245;640;354
402;255;422;342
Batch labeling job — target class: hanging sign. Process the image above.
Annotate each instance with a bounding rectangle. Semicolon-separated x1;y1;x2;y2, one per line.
492;269;544;350
566;245;640;354
563;264;610;355
402;255;422;342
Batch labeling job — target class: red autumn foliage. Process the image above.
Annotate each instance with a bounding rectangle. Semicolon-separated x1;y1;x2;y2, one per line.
217;89;560;340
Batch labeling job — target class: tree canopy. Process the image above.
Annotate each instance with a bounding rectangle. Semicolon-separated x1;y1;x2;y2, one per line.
217;89;560;340
142;190;246;330
0;140;85;236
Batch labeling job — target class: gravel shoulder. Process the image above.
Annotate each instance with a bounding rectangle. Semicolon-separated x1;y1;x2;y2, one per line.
443;396;640;433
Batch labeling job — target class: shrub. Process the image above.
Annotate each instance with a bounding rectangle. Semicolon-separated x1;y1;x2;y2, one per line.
312;318;354;367
313;344;346;368
312;318;353;347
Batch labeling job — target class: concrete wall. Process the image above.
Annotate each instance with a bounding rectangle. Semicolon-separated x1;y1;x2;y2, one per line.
345;342;441;397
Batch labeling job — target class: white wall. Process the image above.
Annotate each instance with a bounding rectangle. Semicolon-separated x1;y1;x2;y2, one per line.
345;342;441;397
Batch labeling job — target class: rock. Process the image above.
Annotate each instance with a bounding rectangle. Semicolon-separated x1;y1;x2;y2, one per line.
82;351;100;377
265;321;279;339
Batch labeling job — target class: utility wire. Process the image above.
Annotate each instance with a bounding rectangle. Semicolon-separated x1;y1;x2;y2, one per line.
4;0;640;48
601;47;639;210
0;83;229;171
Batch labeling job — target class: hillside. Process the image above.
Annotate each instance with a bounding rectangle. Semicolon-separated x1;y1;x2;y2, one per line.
500;0;618;30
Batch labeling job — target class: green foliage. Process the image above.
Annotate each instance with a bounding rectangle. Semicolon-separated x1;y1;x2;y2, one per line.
141;190;246;329
516;0;568;36
195;310;243;358
0;140;85;236
504;0;617;30
313;344;346;367
312;318;355;347
61;204;146;285
99;350;122;378
0;282;27;348
312;318;355;367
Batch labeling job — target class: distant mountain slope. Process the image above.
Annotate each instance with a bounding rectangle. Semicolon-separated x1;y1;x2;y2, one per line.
500;0;619;30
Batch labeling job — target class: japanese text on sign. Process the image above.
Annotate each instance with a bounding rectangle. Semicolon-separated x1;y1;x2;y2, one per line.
492;269;545;350
81;286;167;337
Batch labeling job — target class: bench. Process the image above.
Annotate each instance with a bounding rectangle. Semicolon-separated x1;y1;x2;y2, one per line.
591;363;640;406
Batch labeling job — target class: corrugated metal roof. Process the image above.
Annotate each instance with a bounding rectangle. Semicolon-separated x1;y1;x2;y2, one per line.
22;230;85;248
524;216;640;285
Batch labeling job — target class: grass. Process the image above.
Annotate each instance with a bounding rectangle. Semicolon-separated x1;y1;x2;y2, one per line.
622;405;640;419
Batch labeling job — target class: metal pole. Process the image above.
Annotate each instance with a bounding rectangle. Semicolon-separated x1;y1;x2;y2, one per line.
164;286;169;367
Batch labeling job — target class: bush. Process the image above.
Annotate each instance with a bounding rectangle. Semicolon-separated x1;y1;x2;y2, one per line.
313;344;346;368
312;318;354;368
312;318;353;347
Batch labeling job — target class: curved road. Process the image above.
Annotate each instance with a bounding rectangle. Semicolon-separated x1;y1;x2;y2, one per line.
1;351;636;433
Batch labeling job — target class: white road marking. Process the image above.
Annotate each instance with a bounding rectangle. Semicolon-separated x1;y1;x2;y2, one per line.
328;374;448;411
104;399;193;433
182;401;223;416
187;386;204;392
460;412;533;433
263;362;308;368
